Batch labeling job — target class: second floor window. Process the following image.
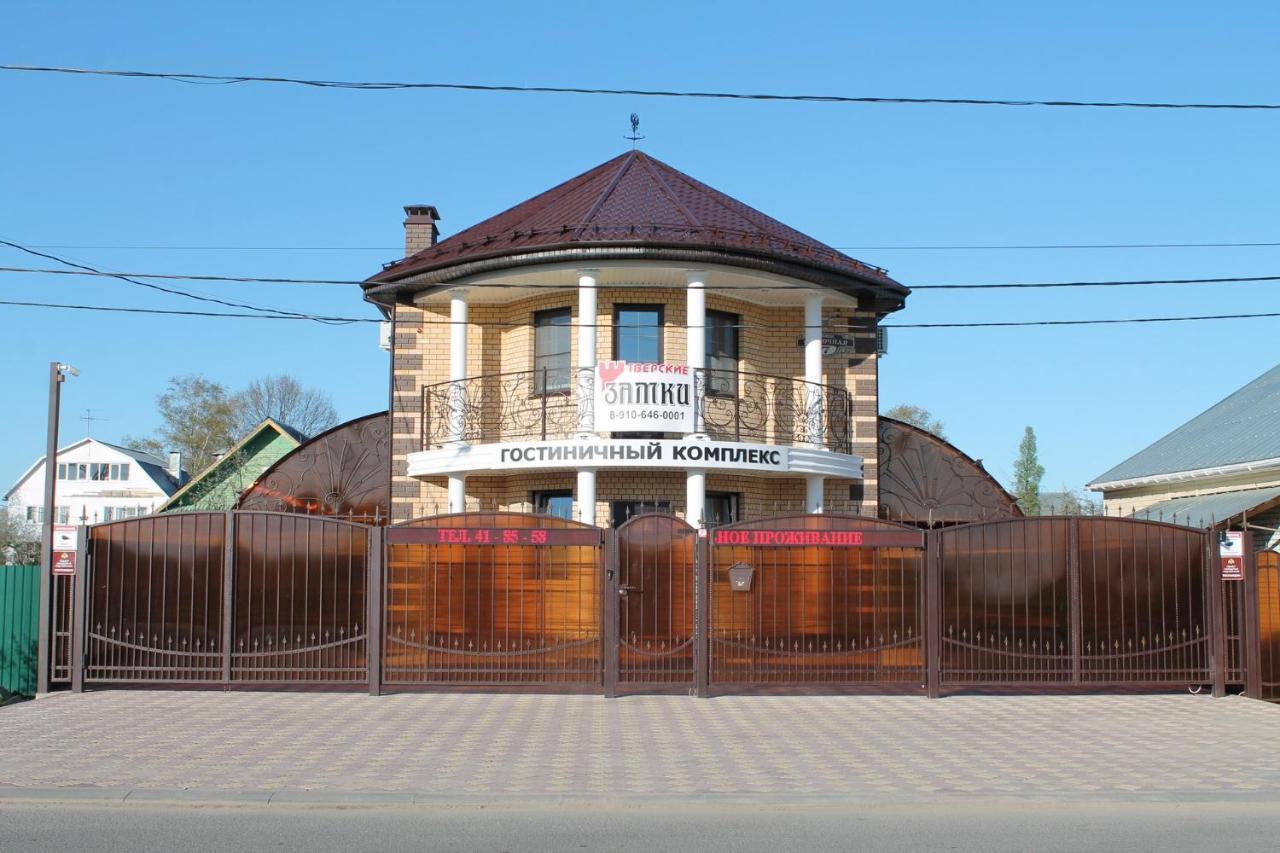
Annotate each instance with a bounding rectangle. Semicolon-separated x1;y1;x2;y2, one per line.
534;308;572;394
614;305;663;363
706;310;739;397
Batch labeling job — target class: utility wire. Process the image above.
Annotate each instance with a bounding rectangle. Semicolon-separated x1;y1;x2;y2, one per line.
18;240;1280;252
4;264;1280;291
4;64;1280;111
4;298;1280;330
0;238;361;324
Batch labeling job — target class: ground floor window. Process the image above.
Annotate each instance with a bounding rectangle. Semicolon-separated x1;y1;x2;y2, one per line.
705;492;740;526
532;489;573;520
610;500;672;527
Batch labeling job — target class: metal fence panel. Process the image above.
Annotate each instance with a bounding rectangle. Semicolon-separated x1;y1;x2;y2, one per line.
0;564;39;699
939;517;1211;688
384;513;602;686
86;514;226;683
1260;550;1280;702
231;514;369;682
708;516;925;686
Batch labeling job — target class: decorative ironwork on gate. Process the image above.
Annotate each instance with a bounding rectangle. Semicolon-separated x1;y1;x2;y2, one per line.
384;512;603;686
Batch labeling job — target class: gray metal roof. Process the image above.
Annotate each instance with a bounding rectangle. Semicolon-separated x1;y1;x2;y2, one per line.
1090;363;1280;485
1130;485;1280;528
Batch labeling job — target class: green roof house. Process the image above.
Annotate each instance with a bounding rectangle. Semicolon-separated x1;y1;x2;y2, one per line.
157;419;304;513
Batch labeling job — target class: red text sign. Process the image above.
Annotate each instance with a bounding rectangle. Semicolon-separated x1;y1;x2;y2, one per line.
387;527;601;547
711;529;924;548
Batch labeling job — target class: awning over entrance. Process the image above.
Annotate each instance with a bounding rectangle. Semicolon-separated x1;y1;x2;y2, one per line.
1130;485;1280;527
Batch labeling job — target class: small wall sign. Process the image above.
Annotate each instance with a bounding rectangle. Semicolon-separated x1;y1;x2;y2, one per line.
1220;530;1244;580
52;551;76;575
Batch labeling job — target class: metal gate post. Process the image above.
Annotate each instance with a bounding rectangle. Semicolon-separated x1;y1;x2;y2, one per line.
694;530;709;698
1209;531;1227;697
70;525;89;693
221;512;236;685
367;526;385;696
1068;518;1083;685
925;530;941;698
602;528;619;698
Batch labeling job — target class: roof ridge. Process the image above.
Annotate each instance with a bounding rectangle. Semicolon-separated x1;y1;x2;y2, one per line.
636;152;702;228
572;150;638;240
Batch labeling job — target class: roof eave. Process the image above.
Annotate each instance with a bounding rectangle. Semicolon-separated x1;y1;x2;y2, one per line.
363;244;910;315
1088;454;1280;492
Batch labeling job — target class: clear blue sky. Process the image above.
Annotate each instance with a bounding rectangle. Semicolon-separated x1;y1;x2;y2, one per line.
3;1;1278;497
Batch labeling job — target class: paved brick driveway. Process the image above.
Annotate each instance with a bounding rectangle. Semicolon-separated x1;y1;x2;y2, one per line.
1;691;1278;800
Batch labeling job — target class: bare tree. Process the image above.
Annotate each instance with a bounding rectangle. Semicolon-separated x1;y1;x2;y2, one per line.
122;374;239;474
234;375;338;438
883;404;946;438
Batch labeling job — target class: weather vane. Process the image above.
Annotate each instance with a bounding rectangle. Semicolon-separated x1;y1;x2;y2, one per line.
624;113;644;148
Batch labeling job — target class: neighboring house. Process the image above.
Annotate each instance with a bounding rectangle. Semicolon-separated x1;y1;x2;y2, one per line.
1088;363;1280;551
4;438;185;526
157;418;304;513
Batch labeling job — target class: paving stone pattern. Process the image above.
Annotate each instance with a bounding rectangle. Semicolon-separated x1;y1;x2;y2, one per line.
1;692;1278;798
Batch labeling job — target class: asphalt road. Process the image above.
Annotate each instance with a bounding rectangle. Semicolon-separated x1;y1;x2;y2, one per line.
3;801;1280;853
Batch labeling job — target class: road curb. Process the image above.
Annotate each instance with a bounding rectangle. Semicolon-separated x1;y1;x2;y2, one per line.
4;787;1280;809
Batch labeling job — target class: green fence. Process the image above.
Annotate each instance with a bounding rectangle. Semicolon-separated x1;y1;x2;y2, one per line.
1;564;40;702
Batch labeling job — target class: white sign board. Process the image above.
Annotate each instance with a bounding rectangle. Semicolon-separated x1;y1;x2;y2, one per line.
1220;530;1244;580
53;525;78;550
593;361;694;433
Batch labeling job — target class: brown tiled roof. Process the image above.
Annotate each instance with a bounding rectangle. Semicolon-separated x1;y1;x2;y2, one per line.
364;151;906;298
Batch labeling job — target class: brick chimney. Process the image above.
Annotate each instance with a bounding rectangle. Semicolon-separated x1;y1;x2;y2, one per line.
403;205;440;255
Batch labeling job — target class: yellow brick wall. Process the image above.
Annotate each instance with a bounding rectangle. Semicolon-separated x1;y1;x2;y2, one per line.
391;285;881;522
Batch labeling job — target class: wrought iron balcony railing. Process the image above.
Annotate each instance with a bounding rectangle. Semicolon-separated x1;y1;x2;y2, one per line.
421;369;853;455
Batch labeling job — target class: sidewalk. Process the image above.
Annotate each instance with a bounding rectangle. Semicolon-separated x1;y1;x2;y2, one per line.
1;691;1278;804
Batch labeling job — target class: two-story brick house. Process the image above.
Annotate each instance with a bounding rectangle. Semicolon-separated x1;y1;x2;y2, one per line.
362;151;910;527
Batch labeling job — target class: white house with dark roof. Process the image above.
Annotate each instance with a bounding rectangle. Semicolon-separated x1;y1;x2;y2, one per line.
4;438;186;530
1088;363;1280;550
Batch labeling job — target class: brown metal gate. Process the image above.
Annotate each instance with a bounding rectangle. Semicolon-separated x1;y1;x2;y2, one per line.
708;515;926;690
937;517;1213;689
1259;550;1280;702
384;513;603;687
610;514;697;691
83;512;371;686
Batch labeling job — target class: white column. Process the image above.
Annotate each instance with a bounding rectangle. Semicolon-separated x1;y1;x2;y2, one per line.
686;469;706;528
447;287;469;513
806;475;825;514
576;468;597;526
448;476;466;513
804;292;825;446
576;270;598;436
686;270;707;436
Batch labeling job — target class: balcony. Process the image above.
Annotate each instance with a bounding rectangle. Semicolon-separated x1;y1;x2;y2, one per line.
421;369;853;455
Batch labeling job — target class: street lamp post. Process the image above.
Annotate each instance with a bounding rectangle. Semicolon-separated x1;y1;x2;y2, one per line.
36;361;77;695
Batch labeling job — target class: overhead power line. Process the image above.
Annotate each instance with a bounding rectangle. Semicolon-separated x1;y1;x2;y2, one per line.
4;64;1280;111
4;298;1280;330
17;239;1280;253
5;264;1280;291
0;238;362;325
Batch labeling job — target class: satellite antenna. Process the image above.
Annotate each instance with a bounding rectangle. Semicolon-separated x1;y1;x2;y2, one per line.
625;113;645;148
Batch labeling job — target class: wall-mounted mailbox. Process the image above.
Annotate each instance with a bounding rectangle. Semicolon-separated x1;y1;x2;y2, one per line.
728;563;755;592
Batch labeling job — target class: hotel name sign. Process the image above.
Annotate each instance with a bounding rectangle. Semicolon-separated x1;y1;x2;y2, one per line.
593;361;694;433
408;438;863;479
